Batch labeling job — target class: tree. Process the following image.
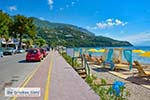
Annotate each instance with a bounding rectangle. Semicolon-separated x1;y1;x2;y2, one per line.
0;10;12;39
23;39;33;49
12;15;36;49
35;38;46;47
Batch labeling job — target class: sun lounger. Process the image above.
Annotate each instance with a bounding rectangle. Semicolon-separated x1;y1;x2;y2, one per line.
95;57;103;65
87;55;97;62
114;64;130;70
134;61;150;77
84;54;104;66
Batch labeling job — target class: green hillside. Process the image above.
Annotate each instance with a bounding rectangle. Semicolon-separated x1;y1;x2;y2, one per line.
31;17;132;47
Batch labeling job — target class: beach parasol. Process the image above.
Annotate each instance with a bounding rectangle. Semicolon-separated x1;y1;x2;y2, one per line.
132;50;145;53
97;49;105;53
88;48;98;52
140;51;150;57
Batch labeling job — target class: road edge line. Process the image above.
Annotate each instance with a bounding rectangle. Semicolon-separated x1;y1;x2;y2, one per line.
44;52;54;100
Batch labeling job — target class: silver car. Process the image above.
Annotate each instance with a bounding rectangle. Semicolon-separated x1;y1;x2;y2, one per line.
3;47;16;55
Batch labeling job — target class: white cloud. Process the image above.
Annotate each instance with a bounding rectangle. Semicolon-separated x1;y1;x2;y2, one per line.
115;19;128;26
118;32;150;44
48;0;54;10
106;18;113;22
8;6;17;11
115;19;122;25
96;19;128;29
96;23;108;29
95;32;150;45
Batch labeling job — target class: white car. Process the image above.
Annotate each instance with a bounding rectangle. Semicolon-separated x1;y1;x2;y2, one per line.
17;49;25;53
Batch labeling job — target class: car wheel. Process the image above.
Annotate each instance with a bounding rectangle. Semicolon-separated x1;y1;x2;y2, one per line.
39;58;41;62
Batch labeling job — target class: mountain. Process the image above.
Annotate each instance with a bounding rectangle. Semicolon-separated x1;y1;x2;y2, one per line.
32;17;94;36
31;17;132;47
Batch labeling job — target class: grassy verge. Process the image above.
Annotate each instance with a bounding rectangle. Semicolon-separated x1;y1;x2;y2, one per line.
61;52;81;68
85;75;130;100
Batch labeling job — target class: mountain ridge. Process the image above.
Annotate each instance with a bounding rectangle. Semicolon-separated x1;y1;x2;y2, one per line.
31;17;133;47
31;17;94;36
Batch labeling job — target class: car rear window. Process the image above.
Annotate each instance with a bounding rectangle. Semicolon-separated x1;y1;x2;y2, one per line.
28;49;38;54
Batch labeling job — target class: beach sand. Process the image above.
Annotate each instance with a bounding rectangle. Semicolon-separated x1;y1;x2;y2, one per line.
90;64;150;100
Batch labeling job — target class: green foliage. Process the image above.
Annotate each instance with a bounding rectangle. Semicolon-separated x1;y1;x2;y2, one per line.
0;10;12;38
62;53;80;68
85;75;97;86
85;75;130;100
23;39;33;48
12;15;36;49
35;38;46;47
101;78;107;85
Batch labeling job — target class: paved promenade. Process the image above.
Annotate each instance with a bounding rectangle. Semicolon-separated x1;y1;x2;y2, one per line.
12;51;99;100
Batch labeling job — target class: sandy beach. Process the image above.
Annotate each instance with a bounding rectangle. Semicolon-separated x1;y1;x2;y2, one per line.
89;64;150;100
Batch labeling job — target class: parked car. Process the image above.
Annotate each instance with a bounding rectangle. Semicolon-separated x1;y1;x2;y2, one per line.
26;48;43;62
39;48;48;57
17;48;25;53
3;47;16;55
46;47;50;51
0;48;3;57
25;49;29;52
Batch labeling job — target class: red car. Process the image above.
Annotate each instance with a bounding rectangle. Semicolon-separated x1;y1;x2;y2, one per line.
26;48;43;62
39;48;48;57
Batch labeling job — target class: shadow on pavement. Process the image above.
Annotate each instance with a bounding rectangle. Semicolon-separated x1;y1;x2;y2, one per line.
92;67;110;73
18;60;38;63
126;76;150;85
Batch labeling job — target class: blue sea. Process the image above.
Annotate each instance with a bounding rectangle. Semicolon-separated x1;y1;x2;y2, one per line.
74;46;150;64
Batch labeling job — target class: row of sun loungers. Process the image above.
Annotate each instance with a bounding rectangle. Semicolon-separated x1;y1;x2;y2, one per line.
83;54;103;65
83;54;150;77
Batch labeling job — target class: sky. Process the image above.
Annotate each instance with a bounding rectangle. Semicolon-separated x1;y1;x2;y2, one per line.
0;0;150;46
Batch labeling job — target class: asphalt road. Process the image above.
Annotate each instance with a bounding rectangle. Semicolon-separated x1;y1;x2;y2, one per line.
0;52;99;100
0;53;40;100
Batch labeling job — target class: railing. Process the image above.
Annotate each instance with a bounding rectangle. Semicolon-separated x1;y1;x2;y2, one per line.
82;54;90;75
59;47;91;75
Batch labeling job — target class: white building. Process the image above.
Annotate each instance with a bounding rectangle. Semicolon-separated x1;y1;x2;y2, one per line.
0;38;19;49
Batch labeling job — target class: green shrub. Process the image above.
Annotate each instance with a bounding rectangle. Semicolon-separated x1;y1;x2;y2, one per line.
62;53;80;68
85;75;130;100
